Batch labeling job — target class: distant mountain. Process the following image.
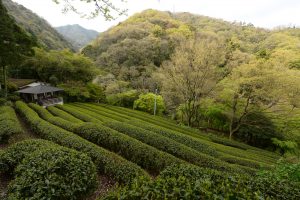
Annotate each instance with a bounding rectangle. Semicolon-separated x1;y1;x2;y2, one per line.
55;24;99;50
2;0;75;51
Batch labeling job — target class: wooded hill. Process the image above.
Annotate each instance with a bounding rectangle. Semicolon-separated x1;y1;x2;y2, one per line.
2;0;75;51
56;24;99;50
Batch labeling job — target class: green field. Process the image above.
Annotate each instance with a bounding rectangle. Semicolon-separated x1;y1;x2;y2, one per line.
2;102;298;199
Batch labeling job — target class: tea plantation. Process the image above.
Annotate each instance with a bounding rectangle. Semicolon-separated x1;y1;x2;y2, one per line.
1;102;299;199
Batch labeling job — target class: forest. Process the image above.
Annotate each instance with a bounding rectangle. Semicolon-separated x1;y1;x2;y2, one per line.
0;0;300;199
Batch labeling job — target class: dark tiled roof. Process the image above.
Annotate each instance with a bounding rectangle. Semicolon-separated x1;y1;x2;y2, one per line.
16;85;64;94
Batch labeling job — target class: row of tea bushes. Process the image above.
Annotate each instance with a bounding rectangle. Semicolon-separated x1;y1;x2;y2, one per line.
74;123;184;173
104;121;248;173
29;103;80;132
56;105;101;123
127;120;219;157
0;139;97;200
15;101;148;183
101;164;300;200
0;106;23;143
73;103;129;122
47;106;83;123
66;104;113;122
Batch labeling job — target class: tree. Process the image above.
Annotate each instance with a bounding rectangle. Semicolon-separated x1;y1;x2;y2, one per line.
157;37;225;126
133;93;165;115
52;0;127;20
0;0;36;97
218;59;300;140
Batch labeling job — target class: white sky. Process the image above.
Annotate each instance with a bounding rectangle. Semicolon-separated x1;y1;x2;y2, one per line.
12;0;300;32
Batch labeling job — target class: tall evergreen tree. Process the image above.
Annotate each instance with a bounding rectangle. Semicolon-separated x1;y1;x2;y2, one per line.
0;0;36;97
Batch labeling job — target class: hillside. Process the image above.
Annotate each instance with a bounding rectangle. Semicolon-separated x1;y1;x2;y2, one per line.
2;0;75;51
2;102;295;199
56;24;99;51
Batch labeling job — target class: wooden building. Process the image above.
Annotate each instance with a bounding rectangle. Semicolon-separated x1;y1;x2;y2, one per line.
16;83;64;108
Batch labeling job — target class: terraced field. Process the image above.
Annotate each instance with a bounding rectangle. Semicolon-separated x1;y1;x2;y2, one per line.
1;102;291;199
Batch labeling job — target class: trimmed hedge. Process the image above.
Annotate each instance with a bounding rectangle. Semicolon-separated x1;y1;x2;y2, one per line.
75;123;184;173
15;101;148;183
74;103;129;122
0;139;59;174
29;103;80;132
0;106;23;143
104;122;245;173
102;164;300;200
8;146;97;200
56;104;101;123
47;106;83;123
127;120;219;157
67;104;113;122
219;153;267;169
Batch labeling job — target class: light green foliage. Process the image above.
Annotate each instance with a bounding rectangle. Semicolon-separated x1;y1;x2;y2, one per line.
0;106;23;143
133;93;165;115
107;89;139;108
272;138;298;156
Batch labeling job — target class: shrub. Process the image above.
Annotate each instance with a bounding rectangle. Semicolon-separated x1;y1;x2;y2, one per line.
104;122;244;173
56;104;101;123
133;93;165;115
127;120;219;157
208;134;250;150
15;101;148;183
0;98;7;106
8;147;98;200
47;106;83;123
272;138;298;156
0;139;57;174
73;103;127;122
29;103;80;132
101;164;300;200
75;123;183;173
107;89;139;108
0;106;23;143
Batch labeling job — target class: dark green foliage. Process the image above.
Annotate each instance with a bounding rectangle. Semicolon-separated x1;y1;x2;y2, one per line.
102;164;300;200
59;81;106;103
56;104;100;123
17;48;96;83
15;101;148;183
8;146;97;200
3;0;75;51
104;121;245;173
127;119;219;157
0;106;23;143
47;106;83;123
75;123;183;173
29;103;80;132
0;139;57;173
208;134;250;150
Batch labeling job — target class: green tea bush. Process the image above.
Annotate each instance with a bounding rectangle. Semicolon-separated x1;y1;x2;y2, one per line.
219;154;266;169
0;106;23;143
67;104;113;122
0;139;58;174
29;103;80;132
73;103;128;122
208;134;250;150
104;122;243;173
15;101;147;183
56;104;100;123
75;123;183;173
47;106;83;123
102;164;300;200
8;147;98;200
128;120;219;157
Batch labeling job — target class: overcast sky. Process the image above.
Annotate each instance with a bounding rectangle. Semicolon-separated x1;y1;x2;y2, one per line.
12;0;300;32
